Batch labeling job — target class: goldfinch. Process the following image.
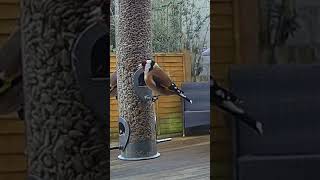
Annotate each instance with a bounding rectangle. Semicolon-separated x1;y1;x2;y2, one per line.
211;76;263;135
140;59;192;104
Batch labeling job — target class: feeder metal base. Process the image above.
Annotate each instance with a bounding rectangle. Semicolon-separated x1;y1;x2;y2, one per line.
118;152;160;161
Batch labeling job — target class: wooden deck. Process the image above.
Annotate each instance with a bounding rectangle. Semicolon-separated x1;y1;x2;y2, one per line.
110;135;210;180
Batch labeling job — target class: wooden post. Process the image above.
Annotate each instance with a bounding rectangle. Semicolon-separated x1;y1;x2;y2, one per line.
183;50;192;82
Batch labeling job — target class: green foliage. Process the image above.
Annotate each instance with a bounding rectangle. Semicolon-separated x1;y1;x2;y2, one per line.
110;0;117;53
151;0;183;52
110;0;210;81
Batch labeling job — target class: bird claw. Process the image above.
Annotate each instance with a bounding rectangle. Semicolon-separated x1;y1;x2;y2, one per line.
144;95;159;102
144;95;152;100
152;96;159;102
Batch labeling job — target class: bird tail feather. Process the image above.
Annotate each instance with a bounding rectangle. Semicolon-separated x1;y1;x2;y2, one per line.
237;114;263;135
178;92;193;104
169;83;192;104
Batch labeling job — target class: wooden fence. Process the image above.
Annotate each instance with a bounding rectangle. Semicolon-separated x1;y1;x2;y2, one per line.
212;0;240;180
110;53;190;139
0;0;19;47
0;1;26;180
0;114;26;180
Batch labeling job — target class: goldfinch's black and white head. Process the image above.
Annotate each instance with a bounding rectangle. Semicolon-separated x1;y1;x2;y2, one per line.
140;59;155;73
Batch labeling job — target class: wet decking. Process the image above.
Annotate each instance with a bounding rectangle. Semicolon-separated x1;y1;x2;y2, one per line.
110;135;210;180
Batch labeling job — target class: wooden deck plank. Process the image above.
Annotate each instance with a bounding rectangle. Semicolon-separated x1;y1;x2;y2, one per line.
0;172;26;180
110;135;210;180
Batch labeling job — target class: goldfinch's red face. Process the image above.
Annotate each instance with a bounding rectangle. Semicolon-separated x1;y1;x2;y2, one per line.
141;60;147;68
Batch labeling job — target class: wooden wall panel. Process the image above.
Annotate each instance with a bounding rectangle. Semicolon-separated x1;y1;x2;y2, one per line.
0;0;19;46
0;0;19;3
0;172;26;180
0;135;25;154
0;4;20;20
0;1;26;179
0;118;26;180
212;0;239;179
0;154;26;172
0;19;18;34
211;2;233;15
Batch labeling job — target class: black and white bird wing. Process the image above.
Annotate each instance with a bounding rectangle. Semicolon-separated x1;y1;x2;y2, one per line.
148;67;192;104
217;99;263;135
212;84;246;115
211;77;263;135
211;78;243;105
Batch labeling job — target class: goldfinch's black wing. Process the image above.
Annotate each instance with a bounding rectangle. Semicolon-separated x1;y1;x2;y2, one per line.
151;68;192;103
211;77;262;135
211;78;243;105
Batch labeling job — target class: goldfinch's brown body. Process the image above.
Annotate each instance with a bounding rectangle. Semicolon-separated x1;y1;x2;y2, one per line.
141;60;192;104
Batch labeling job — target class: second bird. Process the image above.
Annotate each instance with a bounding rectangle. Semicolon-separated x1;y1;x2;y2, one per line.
110;71;117;99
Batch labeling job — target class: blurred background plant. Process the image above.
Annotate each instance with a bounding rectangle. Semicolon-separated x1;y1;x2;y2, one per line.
260;0;300;64
110;0;210;81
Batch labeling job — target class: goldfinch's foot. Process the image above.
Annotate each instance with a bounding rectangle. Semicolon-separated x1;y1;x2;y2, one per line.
144;95;152;101
152;96;159;102
144;95;159;102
